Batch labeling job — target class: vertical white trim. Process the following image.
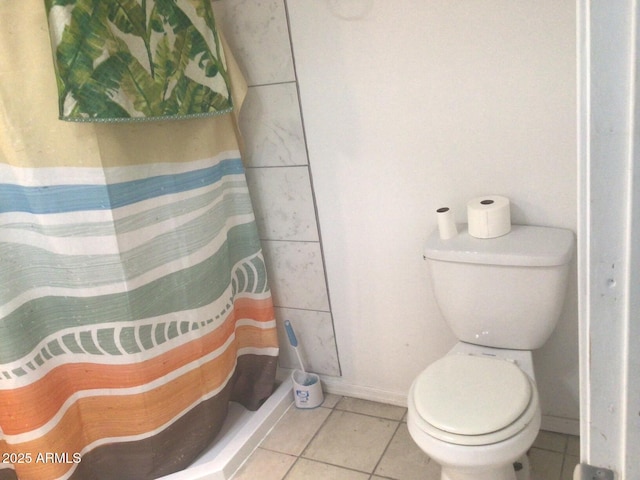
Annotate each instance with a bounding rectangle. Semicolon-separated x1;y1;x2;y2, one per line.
576;0;591;460
578;1;640;477
623;3;640;475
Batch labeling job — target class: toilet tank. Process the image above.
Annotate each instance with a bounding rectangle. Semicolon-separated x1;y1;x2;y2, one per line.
423;225;574;350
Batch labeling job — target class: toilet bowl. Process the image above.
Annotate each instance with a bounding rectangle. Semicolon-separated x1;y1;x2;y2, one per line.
411;224;574;479
407;342;541;480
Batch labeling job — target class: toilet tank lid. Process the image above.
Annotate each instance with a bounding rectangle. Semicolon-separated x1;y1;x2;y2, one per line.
424;224;574;267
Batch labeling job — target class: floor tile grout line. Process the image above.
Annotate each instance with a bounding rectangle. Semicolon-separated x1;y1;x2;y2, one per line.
297;397;342;460
249;398;339;479
333;405;408;423
559;452;576;480
280;453;298;480
334;410;407;422
369;420;404;479
252;443;577;480
296;457;384;478
238;393;579;480
296;397;405;478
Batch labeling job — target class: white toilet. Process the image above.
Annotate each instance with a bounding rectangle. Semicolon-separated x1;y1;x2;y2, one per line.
408;224;574;480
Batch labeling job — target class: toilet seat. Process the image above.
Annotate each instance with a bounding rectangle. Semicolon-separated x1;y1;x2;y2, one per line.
410;353;539;446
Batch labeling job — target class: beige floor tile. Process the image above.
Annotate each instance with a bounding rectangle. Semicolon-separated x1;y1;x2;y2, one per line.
529;447;564;480
303;410;398;473
375;423;440;480
285;458;369;480
260;405;332;456
321;393;342;409
336;397;406;421
566;435;580;457
533;430;568;453
231;448;296;480
561;455;579;480
236;395;581;480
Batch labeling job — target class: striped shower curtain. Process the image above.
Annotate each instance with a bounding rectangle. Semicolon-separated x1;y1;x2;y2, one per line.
0;2;278;480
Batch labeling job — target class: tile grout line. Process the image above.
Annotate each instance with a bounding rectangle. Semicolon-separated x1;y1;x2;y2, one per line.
285;396;344;478
369;420;404;479
297;405;337;459
235;393;579;480
280;455;298;480
295;397;404;479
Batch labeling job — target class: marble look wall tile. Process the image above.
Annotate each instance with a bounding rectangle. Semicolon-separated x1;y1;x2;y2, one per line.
239;84;307;167
212;0;295;85
262;240;330;311
212;0;340;382
245;166;319;242
275;307;340;376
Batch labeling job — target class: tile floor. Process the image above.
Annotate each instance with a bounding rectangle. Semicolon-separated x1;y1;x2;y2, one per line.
231;394;580;480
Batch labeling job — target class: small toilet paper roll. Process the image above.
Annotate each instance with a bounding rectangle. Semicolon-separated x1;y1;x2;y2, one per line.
436;207;458;240
467;195;511;239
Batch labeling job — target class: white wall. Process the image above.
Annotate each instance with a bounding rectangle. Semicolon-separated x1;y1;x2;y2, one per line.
287;0;578;429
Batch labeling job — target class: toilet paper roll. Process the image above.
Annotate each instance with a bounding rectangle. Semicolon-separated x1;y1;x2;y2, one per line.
467;195;511;239
436;207;458;240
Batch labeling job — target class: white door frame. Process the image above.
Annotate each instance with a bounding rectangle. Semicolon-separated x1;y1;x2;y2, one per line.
577;0;640;477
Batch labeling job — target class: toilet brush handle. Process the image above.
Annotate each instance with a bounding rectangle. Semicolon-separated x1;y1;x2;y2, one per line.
285;320;306;373
284;320;298;347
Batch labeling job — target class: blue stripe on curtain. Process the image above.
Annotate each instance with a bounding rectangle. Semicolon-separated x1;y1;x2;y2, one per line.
0;158;245;214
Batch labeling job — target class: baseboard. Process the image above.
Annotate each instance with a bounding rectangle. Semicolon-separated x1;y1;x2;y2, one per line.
541;414;580;436
279;369;408;408
318;375;408;408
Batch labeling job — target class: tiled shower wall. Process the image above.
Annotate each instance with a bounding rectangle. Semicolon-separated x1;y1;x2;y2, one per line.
212;1;341;376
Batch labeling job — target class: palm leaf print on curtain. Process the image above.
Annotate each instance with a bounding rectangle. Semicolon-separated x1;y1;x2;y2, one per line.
45;0;233;122
0;1;279;479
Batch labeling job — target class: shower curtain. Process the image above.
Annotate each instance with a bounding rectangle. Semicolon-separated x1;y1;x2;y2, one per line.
0;2;278;480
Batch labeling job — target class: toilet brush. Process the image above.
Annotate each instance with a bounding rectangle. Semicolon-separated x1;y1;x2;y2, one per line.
284;320;312;384
284;320;323;408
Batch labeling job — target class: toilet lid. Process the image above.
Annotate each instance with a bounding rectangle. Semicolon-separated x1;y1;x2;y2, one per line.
413;354;532;436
